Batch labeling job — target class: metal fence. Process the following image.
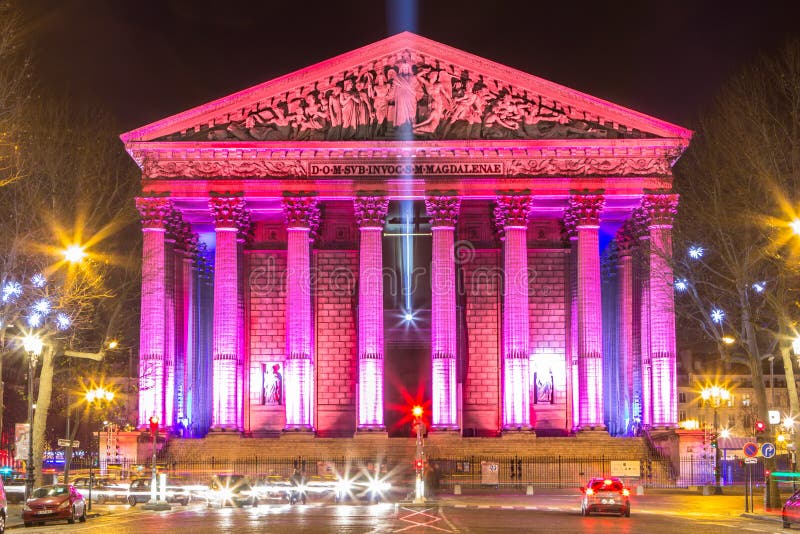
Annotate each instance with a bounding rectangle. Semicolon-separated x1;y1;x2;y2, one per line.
37;453;798;491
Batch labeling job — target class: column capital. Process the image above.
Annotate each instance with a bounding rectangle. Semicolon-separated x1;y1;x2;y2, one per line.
566;194;605;227
136;197;173;229
615;220;637;256
174;221;199;256
209;196;248;230
283;196;320;232
354;195;389;228
642;193;679;227
425;196;461;228
494;194;532;228
631;206;651;240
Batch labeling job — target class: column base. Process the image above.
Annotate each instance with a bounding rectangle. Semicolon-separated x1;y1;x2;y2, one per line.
356;425;387;433
502;425;534;432
576;426;608;435
431;425;460;432
283;425;315;433
209;425;240;433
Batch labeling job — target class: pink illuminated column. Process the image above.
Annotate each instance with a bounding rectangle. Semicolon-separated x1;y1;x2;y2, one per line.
495;195;532;430
354;196;389;429
425;196;461;430
210;196;247;429
643;194;679;428
633;207;652;426
177;224;197;426
563;214;580;430
568;194;606;430
616;222;636;431
135;198;172;428
283;197;320;430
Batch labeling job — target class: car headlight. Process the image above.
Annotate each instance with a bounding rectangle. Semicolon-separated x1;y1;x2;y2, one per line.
58;500;71;509
335;480;351;493
220;489;233;501
22;504;31;512
368;479;391;494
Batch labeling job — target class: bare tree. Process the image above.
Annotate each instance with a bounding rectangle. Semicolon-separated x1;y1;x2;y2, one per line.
673;40;800;507
0;1;30;188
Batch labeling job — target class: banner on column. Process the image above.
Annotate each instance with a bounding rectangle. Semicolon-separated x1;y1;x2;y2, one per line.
15;423;29;461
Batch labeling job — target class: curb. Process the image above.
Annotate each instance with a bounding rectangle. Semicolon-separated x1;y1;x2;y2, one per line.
7;511;103;530
740;513;782;523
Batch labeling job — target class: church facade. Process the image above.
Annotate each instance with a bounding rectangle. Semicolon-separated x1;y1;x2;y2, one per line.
121;33;691;439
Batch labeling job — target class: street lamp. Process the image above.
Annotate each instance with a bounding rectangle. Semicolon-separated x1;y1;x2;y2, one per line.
412;406;426;503
84;387;114;511
22;334;43;499
701;385;730;495
63;244;87;264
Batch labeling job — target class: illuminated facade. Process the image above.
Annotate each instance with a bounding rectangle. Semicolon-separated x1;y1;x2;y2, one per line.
122;33;690;438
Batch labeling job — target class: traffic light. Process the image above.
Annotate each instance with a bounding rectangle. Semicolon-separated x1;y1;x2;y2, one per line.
755;420;767;434
414;459;423;471
149;415;159;434
710;436;718;449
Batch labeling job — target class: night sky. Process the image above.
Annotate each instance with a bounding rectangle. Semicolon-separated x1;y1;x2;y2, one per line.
16;0;800;134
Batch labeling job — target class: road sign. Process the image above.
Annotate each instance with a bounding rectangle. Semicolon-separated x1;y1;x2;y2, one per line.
743;442;758;458
57;439;79;448
744;458;758;464
762;442;776;459
769;411;781;424
610;460;641;478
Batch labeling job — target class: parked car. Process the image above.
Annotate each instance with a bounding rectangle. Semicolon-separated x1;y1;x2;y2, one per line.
579;477;631;517
0;475;7;533
206;475;258;507
783;488;800;528
71;477;128;504
127;478;190;506
22;485;86;527
1;475;24;504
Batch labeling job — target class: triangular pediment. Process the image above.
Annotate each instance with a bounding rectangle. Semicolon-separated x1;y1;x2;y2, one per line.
121;32;691;144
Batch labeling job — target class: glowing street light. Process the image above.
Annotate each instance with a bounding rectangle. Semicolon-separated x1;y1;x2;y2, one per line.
721;336;735;345
791;218;800;236
107;340;119;350
22;333;43;499
700;385;730;495
63;244;87;264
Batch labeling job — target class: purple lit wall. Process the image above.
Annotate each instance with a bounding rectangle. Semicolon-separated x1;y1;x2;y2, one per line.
426;196;460;429
570;194;605;429
136;198;171;428
495;196;531;429
355;196;389;429
644;194;679;427
284;197;319;430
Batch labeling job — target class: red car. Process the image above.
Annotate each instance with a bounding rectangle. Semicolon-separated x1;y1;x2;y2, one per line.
22;484;86;527
579;477;631;517
783;488;800;528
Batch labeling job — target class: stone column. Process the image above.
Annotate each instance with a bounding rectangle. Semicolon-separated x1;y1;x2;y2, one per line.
354;196;389;429
495;195;532;430
425;196;461;430
568;194;605;430
209;196;247;429
633;207;652;427
135;197;172;428
616;221;637;433
283;197;320;430
176;224;197;427
563;214;580;430
643;193;679;428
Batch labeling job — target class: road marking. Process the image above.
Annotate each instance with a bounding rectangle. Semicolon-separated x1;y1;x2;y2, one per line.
396;507;453;533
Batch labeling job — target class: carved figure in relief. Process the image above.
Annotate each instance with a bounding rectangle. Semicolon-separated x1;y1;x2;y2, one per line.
163;52;651;143
390;58;422;129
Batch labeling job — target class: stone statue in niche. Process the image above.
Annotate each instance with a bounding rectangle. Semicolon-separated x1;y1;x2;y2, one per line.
163;52;653;142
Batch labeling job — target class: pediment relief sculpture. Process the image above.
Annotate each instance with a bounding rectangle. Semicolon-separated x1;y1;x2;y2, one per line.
157;51;657;143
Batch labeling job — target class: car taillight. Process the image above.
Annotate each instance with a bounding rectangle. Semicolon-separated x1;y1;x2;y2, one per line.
585;488;594;496
622;488;630;497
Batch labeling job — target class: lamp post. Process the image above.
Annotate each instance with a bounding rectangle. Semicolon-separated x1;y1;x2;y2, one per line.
84;387;114;511
22;334;43;500
412;406;426;503
701;385;730;495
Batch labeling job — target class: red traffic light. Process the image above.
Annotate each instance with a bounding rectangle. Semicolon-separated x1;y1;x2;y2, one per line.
149;415;159;433
414;459;424;470
755;420;766;433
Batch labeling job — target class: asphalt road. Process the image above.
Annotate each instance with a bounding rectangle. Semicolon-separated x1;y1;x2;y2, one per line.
6;499;789;534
